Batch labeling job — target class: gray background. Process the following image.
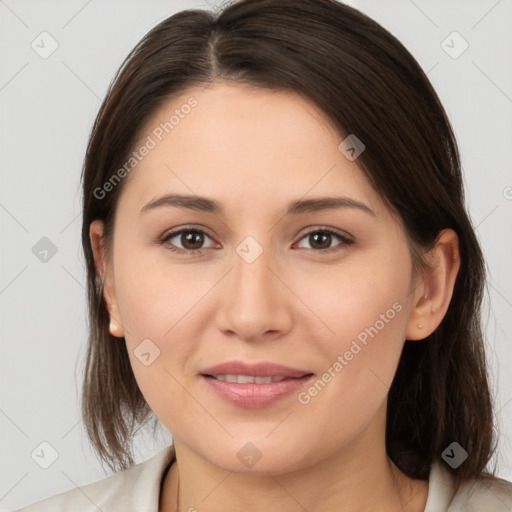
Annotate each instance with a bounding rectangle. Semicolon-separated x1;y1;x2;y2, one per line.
1;0;511;510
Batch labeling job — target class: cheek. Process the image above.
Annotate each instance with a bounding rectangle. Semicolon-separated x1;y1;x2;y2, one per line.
114;264;199;422
298;257;410;348
109;249;181;373
294;257;411;410
113;244;197;339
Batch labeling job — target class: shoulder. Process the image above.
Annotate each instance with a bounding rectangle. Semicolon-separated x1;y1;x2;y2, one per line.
15;445;175;512
427;461;512;512
450;473;512;511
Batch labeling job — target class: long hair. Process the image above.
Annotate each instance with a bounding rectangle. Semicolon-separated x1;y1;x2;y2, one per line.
80;0;496;490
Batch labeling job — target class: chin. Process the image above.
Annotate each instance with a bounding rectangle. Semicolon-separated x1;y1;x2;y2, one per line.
198;438;313;476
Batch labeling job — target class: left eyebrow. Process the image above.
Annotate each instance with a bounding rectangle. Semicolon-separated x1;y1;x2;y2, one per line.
140;193;376;218
285;196;376;217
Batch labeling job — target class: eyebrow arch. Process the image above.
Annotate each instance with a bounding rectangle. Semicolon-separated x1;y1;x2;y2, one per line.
140;193;376;218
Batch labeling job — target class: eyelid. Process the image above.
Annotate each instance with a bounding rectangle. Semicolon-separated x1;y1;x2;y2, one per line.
295;225;353;242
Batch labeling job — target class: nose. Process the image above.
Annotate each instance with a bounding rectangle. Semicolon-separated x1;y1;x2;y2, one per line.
215;240;294;343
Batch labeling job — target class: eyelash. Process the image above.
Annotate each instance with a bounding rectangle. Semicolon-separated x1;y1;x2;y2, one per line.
159;226;354;256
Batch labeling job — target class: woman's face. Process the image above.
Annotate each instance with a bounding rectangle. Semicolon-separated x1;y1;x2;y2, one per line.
92;82;424;474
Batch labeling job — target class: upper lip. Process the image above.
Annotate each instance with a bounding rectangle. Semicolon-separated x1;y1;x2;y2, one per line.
200;360;313;378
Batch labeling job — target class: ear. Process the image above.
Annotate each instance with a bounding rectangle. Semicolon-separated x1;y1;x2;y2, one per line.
89;219;124;337
406;228;461;340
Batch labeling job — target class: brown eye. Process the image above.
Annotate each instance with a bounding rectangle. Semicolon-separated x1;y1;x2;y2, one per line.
160;226;353;256
296;228;353;253
162;229;215;254
307;231;334;250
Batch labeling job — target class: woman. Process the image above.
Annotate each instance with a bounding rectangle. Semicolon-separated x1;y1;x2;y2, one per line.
18;0;512;510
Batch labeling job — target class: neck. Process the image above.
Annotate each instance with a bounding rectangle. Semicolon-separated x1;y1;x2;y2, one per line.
159;407;428;512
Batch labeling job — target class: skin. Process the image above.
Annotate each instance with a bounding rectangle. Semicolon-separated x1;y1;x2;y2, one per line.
90;82;460;512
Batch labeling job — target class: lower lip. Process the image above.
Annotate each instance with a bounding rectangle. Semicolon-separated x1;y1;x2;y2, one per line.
200;374;314;408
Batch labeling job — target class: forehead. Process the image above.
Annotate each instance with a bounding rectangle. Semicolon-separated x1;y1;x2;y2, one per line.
117;82;384;219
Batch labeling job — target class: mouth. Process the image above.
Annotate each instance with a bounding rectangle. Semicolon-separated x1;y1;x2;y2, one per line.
199;363;315;408
200;360;313;379
202;374;313;383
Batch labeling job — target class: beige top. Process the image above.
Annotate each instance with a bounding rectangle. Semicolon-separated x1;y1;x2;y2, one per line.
17;444;512;511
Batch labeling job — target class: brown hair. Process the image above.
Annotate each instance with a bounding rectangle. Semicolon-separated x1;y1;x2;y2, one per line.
80;0;497;490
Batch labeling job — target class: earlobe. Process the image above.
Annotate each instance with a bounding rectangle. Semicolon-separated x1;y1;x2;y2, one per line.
89;220;125;338
406;229;461;340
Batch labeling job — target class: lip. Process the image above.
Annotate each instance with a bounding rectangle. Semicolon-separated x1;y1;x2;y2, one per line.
200;360;312;378
199;360;314;408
